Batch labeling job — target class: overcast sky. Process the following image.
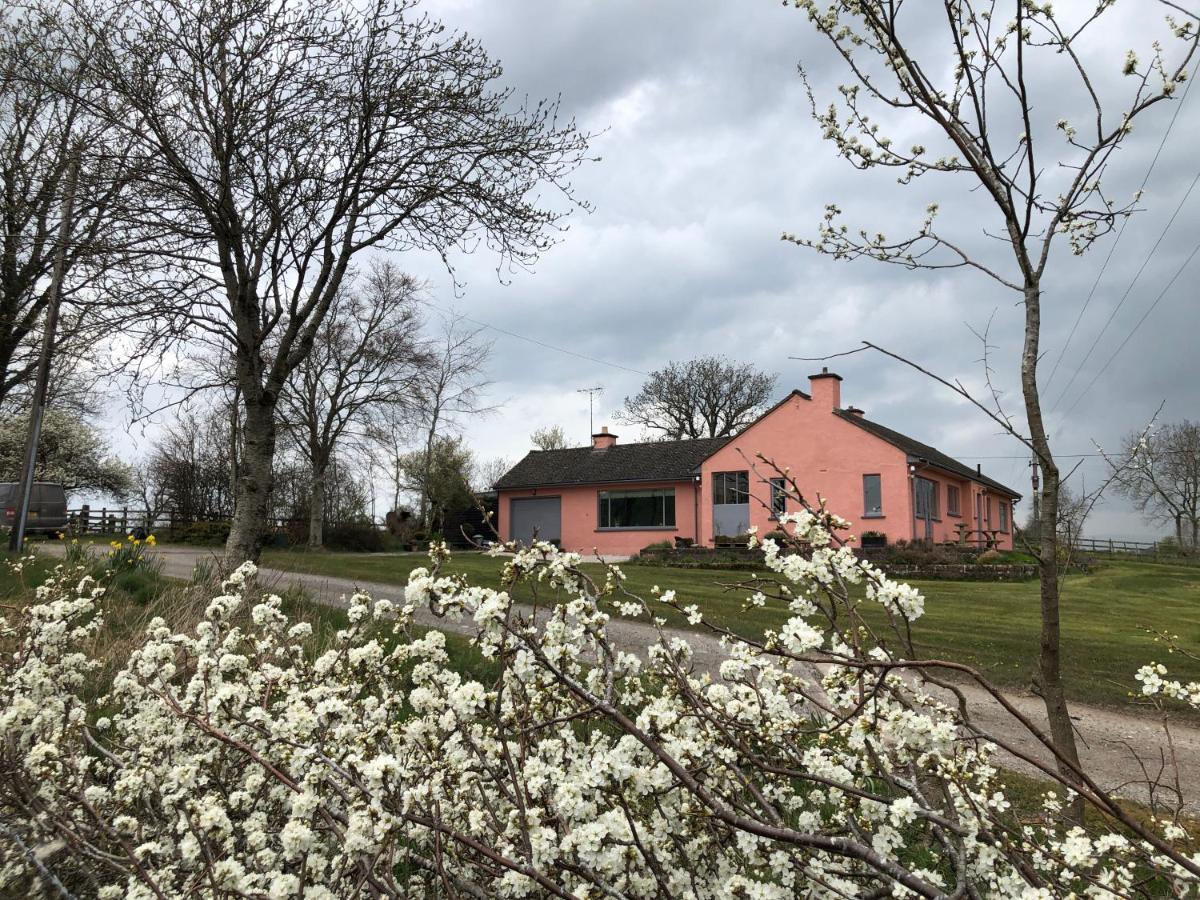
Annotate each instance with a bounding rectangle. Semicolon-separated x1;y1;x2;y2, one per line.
108;1;1199;539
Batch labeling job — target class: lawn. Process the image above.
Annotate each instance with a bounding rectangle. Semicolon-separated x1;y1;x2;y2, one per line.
259;548;1200;710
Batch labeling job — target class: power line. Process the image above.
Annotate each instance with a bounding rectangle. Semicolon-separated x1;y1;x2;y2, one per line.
1059;232;1200;419
1050;164;1200;412
1044;77;1193;393
427;302;649;377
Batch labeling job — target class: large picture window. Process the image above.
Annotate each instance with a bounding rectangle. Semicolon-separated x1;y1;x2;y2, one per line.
712;471;749;505
863;474;882;517
598;489;676;529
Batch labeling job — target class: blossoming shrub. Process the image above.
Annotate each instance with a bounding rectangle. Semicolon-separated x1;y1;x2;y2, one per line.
1;507;1198;897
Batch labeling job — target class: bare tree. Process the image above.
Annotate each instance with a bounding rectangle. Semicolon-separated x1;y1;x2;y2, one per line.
1116;421;1200;550
620;356;776;440
530;424;568;450
145;406;238;523
60;0;590;562
411;315;494;528
783;0;1199;810
131;458;170;530
370;404;420;519
475;455;513;492
278;264;429;549
0;10;134;408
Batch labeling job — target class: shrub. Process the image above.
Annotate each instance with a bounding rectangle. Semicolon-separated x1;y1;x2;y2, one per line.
639;540;674;554
2;522;1197;897
323;522;386;552
176;520;231;546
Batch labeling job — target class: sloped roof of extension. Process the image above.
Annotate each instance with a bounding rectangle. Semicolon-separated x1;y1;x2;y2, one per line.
494;436;730;490
833;410;1021;497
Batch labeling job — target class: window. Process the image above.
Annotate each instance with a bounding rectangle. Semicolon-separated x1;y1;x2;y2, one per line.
863;474;883;517
914;476;939;519
598;489;675;529
712;471;749;505
947;484;961;517
769;478;787;517
999;500;1009;532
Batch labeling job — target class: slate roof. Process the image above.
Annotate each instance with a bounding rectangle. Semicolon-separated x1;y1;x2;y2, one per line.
493;436;730;490
833;410;1021;497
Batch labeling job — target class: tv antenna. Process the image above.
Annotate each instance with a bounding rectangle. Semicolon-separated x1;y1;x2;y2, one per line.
577;386;603;437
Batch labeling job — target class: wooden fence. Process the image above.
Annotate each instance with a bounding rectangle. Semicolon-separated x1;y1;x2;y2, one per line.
65;507;380;537
1065;536;1198;559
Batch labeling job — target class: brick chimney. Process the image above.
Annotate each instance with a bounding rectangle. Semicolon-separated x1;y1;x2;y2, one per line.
592;426;617;450
808;367;843;410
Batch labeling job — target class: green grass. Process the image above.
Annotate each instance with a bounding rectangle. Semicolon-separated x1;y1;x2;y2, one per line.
1;550;498;691
259;549;1200;710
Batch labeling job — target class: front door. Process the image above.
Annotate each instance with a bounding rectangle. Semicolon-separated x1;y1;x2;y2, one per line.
915;477;934;542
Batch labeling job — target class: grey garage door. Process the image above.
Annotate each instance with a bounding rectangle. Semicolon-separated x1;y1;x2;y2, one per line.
509;497;562;545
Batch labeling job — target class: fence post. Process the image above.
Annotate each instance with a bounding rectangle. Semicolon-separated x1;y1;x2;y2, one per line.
80;504;90;534
121;507;128;535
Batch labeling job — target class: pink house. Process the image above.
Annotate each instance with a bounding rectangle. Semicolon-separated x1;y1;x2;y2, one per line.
494;370;1021;555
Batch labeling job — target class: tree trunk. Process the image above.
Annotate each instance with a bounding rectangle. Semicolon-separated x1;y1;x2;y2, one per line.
225;396;277;564
308;463;326;550
1020;279;1084;821
420;412;440;530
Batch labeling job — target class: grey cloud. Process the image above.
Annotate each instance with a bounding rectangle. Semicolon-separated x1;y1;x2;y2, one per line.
385;1;1200;538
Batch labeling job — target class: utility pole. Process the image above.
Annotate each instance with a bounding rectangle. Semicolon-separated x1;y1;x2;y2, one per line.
576;386;602;438
9;150;82;553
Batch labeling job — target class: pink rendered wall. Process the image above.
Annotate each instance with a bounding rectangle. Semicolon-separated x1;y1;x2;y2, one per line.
697;391;1017;551
699;393;913;546
909;469;1014;550
498;480;699;556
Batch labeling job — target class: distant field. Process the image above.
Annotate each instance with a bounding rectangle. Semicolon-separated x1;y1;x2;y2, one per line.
259;549;1200;710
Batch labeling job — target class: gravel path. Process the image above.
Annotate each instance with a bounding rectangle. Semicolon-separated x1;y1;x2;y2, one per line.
43;543;1200;811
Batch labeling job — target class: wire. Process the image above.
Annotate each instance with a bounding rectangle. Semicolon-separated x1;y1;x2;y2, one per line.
426;302;649;377
1044;77;1193;393
1059;233;1200;419
1050;164;1200;412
